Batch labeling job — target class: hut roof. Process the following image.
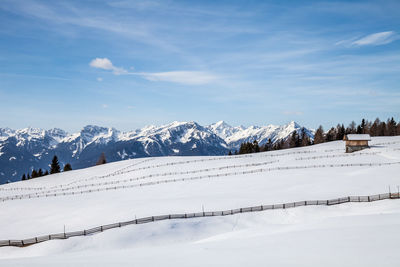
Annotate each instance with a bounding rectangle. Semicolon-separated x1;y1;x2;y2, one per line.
345;134;371;141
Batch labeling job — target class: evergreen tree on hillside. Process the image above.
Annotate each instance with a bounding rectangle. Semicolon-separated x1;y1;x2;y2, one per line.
314;126;324;144
360;119;366;134
326;127;336;142
96;152;107;165
27;173;31;180
63;163;72;172
38;168;43;177
336;124;345;140
388;117;397;136
50;155;61;174
300;128;311;146
21;174;26;181
370;119;380;136
356;125;362;134
380;122;387;136
289;131;300;148
253;140;260;153
44;170;49;176
31;169;38;178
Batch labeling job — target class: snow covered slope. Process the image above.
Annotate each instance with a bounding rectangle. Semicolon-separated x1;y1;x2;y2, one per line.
0;136;399;266
0;121;312;183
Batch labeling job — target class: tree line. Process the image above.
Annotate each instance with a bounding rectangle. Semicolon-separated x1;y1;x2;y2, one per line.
230;117;400;155
21;152;107;181
21;155;72;181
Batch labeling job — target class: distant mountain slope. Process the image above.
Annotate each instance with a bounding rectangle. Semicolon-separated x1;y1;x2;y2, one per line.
0;121;313;183
207;121;314;149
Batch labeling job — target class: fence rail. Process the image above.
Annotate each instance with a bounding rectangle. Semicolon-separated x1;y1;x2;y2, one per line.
0;192;398;248
2;161;400;202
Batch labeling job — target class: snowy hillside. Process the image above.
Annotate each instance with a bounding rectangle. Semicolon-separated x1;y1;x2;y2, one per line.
0;121;312;183
0;136;399;266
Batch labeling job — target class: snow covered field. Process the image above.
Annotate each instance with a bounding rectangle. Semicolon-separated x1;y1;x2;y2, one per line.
0;136;400;266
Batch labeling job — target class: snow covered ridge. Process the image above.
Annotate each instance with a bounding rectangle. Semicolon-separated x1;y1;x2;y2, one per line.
0;121;312;183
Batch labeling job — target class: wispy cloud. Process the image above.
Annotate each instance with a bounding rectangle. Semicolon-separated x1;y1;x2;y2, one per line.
139;71;217;85
90;58;127;75
89;58;217;85
351;31;398;46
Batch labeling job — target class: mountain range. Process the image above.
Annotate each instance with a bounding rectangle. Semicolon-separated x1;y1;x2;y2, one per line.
0;121;313;183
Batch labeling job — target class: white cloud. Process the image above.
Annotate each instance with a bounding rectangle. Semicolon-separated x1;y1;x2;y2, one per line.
89;58;217;85
351;31;398;46
139;71;217;85
89;58;127;75
97;77;103;82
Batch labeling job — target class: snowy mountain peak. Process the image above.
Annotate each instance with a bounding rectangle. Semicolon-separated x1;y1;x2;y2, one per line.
286;121;301;129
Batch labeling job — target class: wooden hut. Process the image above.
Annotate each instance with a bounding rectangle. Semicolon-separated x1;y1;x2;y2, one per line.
343;134;371;153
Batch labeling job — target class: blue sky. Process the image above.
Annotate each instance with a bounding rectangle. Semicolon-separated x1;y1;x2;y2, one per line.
0;0;399;132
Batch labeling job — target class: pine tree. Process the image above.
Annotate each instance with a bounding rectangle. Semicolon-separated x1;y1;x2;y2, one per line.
63;163;72;172
356;125;362;134
21;174;26;181
370;118;380;136
336;124;345;140
300;128;311;146
38;168;43;177
31;169;38;178
360;119;366;134
388;117;397;136
50;155;61;174
380;122;386;136
314;126;324;144
289;132;295;148
27;173;31;179
44;170;49;176
96;152;107;165
253;140;260;153
228;151;232;156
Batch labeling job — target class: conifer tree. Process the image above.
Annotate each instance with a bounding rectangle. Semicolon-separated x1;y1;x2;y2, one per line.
314;126;324;144
27;173;31;179
38;168;43;177
228;151;232;156
388;117;397;136
50;155;61;174
360;119;366;134
253;140;260;153
21;174;26;181
31;169;38;178
44;170;49;176
96;152;107;165
336;124;345;140
63;163;72;172
300;128;311;146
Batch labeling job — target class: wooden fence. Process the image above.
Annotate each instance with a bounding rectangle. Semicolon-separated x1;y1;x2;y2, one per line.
1;161;399;202
0;192;398;248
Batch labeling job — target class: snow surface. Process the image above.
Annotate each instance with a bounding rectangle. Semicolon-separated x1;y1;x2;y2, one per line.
0;136;400;266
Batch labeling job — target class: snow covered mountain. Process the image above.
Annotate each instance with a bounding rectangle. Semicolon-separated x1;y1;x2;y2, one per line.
207;120;314;149
0;121;313;183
